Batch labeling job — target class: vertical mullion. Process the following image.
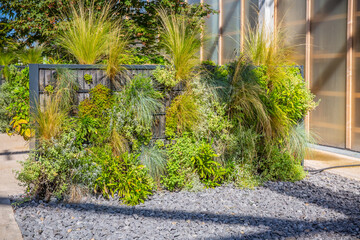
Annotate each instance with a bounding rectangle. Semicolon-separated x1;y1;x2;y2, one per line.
219;0;223;65
240;0;245;52
305;0;312;134
346;0;354;149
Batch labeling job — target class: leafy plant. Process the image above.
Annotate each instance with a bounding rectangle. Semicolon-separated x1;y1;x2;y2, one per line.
6;67;32;140
44;85;54;94
157;7;202;82
152;65;178;88
191;140;226;188
84;74;93;84
94;147;154;205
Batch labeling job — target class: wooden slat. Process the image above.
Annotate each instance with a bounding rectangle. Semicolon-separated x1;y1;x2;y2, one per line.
305;0;312;134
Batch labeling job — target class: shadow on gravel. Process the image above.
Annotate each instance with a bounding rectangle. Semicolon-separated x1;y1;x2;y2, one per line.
13;199;360;239
263;180;360;218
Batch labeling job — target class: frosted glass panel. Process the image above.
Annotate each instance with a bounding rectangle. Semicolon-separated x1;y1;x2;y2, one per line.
222;0;241;63
188;0;200;4
204;0;219;63
245;0;258;29
309;0;347;148
352;1;360;151
277;0;306;65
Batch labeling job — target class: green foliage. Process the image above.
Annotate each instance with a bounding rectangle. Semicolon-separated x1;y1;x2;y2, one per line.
84;74;93;84
165;94;200;137
94;147;154;205
191;141;226;188
162;135;225;191
0;0;214;61
6;67;32;140
0;51;16;81
157;7;202;82
0;81;12;132
79;84;113;119
17;46;43;64
260;145;306;182
152;66;178;88
44;85;54;94
17;131;81;201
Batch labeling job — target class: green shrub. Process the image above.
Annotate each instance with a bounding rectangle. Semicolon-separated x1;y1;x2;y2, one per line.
139;145;167;181
0;81;12;132
93;147;154;205
153;65;178;88
191;140;227;188
17;131;81;201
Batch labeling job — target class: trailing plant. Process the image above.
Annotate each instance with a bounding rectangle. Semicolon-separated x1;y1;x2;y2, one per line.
94;146;154;205
0;81;12;132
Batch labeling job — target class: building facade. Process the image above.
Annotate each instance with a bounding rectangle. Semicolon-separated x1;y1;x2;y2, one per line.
187;0;360;152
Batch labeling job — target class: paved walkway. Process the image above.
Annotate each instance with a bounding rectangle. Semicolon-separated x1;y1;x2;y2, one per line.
305;145;360;181
0;133;28;240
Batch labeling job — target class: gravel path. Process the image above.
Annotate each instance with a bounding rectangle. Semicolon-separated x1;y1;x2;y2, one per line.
12;170;360;240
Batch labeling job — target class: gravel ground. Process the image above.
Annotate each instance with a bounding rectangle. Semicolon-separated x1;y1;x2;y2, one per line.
11;170;360;240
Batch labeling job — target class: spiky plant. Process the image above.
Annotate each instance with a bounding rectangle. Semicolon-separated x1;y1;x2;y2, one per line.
57;1;112;64
18;46;43;64
243;23;294;77
121;75;163;129
0;51;16;81
105;27;129;86
139;145;167;181
157;8;202;82
229;59;272;138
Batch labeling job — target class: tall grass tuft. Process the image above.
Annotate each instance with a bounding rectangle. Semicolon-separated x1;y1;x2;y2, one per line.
57;1;112;64
121;75;163;129
18;46;43;64
139;145;167;181
157;8;202;82
32;68;78;142
243;23;294;77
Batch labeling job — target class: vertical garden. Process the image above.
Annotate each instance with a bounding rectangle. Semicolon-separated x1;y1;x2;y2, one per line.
0;1;316;205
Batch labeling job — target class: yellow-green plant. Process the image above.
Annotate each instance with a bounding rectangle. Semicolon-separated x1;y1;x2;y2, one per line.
0;51;16;81
243;22;294;77
105;27;129;86
18;46;43;64
57;1;112;64
157;8;202;82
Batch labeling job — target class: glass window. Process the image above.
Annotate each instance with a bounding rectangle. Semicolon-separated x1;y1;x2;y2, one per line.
309;0;347;148
204;0;220;63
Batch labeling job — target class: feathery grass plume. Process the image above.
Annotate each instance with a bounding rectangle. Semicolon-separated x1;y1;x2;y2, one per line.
157;7;202;83
284;122;316;162
0;51;16;81
121;75;163;128
105;26;129;87
139;145;167;181
109;126;129;156
243;22;294;77
57;1;112;64
229;58;272;138
32;97;67;142
32;68;78;142
18;45;43;64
